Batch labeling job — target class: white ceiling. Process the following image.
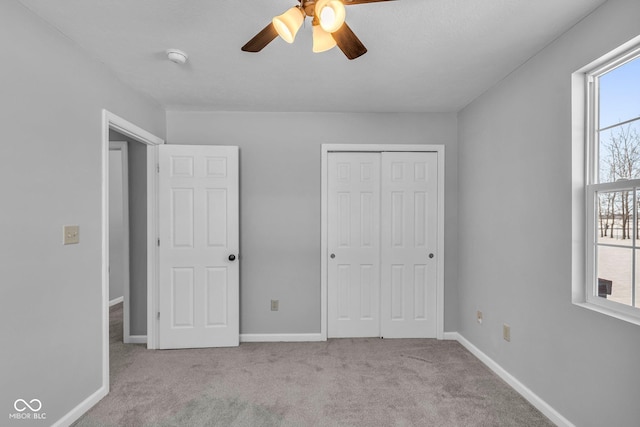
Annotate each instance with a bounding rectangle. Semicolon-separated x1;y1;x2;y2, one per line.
18;0;607;113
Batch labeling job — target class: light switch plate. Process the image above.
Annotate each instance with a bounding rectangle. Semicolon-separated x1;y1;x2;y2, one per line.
271;300;279;311
63;225;80;245
503;324;511;342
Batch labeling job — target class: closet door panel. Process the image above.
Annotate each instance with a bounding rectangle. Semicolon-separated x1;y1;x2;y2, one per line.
381;152;438;338
328;153;381;337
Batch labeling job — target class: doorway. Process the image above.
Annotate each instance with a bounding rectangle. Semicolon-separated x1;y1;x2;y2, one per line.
108;134;152;344
320;144;445;340
101;110;164;391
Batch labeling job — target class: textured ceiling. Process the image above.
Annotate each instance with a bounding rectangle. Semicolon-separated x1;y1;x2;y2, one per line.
18;0;607;113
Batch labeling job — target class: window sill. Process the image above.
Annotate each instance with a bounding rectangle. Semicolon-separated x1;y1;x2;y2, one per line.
573;301;640;327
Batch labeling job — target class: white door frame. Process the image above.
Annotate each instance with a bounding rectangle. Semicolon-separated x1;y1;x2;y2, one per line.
321;144;445;340
108;141;130;339
101;109;164;391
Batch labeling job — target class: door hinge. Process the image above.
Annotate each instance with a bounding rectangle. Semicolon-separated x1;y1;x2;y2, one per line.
157;238;160;246
157;312;160;319
156;164;160;173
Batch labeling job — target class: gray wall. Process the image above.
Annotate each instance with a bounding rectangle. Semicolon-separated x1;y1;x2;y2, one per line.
457;0;640;425
167;111;459;334
109;131;148;336
0;1;165;425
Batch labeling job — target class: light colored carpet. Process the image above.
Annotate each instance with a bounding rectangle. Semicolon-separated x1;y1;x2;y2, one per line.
73;304;553;426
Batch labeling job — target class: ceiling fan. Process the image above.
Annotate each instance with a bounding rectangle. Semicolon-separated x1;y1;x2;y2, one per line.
241;0;394;60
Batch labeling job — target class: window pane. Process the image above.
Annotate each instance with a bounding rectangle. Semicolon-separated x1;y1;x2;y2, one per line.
599;56;640;129
597;191;634;244
598;122;640;183
597;245;632;306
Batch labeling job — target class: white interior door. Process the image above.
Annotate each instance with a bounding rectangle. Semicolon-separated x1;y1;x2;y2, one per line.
328;153;381;337
380;152;438;338
158;145;239;349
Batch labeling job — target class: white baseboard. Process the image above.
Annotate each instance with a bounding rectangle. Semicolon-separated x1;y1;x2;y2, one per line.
451;332;574;427
240;333;323;343
442;332;458;340
124;335;147;344
109;296;124;307
52;385;107;427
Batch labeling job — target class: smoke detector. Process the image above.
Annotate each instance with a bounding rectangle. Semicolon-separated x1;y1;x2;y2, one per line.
166;49;188;64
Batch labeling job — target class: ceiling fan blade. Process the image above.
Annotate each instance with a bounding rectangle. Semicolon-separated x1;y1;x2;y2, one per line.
342;0;396;5
241;23;279;53
332;22;367;60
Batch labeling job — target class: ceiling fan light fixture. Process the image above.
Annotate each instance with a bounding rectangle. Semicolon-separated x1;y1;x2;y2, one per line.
272;6;305;44
242;0;390;59
315;0;346;33
312;23;337;53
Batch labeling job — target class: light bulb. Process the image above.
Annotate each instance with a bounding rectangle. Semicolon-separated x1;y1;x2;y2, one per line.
321;8;336;27
315;0;346;33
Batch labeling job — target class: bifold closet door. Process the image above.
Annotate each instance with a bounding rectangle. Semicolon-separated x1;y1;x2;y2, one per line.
327;153;381;338
380;152;438;338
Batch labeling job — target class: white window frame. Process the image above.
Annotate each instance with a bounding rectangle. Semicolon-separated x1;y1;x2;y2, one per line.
572;36;640;326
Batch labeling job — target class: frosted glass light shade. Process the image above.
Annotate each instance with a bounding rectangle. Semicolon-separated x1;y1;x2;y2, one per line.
315;0;346;33
313;24;337;53
273;7;304;44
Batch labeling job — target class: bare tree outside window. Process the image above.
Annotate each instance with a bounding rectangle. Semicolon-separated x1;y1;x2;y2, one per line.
598;125;640;240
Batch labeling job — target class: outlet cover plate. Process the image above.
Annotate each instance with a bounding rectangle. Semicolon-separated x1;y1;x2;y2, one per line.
63;225;80;245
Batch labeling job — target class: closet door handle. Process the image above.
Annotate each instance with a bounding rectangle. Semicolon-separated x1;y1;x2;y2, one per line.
429;253;434;259
228;254;236;261
330;253;336;259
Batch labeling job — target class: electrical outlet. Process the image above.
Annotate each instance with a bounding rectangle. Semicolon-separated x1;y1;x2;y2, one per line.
477;310;483;324
271;300;279;311
63;225;80;245
503;324;511;342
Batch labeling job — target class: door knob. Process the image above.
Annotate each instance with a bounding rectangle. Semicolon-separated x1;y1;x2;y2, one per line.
228;254;236;261
429;253;434;259
330;253;336;259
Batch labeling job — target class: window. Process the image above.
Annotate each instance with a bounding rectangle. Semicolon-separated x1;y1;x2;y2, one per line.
583;43;640;322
